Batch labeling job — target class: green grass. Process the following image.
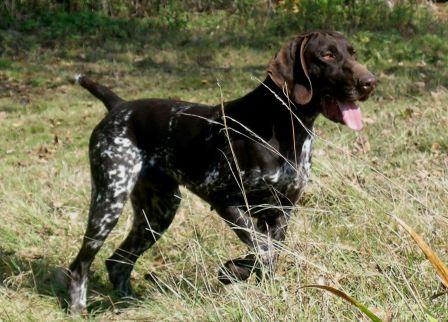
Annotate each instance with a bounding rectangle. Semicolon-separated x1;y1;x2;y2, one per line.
1;6;448;321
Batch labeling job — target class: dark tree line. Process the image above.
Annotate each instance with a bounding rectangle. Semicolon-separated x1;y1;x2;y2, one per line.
1;0;282;17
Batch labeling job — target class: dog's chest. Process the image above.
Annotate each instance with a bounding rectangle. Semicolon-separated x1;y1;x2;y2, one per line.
191;135;314;203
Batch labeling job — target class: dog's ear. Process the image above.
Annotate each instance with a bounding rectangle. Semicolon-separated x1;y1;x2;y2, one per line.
267;36;313;105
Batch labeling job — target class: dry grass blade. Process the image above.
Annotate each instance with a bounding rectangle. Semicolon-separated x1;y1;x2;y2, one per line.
388;213;448;289
300;285;383;322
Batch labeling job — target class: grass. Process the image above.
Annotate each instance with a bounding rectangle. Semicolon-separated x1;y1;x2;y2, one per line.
1;5;448;321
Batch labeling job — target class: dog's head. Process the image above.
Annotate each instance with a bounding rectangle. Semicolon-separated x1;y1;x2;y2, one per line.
268;31;376;131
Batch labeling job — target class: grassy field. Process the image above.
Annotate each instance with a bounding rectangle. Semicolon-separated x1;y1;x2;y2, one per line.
1;5;448;321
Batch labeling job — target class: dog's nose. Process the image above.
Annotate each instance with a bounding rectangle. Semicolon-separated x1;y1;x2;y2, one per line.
358;74;377;94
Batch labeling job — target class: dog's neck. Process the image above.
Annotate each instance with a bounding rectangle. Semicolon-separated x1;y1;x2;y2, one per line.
221;77;317;154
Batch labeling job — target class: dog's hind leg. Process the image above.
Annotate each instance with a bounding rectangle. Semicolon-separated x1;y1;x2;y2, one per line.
106;172;180;297
68;134;143;315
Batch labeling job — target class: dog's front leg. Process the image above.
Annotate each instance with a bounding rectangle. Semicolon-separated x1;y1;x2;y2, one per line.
214;205;282;284
254;212;290;281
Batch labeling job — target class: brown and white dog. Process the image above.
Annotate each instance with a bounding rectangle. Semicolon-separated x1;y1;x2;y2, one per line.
68;31;376;314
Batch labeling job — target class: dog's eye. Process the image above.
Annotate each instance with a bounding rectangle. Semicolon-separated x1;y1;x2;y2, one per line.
322;51;335;61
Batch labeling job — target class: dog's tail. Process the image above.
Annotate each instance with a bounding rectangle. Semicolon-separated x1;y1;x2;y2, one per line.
74;74;124;111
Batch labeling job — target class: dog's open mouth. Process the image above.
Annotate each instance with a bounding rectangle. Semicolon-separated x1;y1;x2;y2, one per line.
322;97;363;131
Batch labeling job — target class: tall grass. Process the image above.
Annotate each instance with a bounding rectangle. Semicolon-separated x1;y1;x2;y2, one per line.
1;1;448;320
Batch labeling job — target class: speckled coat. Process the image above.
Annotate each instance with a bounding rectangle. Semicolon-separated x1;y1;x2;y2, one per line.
67;30;376;314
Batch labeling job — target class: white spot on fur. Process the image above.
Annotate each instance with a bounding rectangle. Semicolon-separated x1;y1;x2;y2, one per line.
264;169;281;183
114;137;132;147
298;135;313;181
70;278;87;312
74;74;83;84
203;168;219;186
111;202;124;209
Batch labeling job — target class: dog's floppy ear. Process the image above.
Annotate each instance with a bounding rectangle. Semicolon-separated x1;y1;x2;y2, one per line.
267;36;313;105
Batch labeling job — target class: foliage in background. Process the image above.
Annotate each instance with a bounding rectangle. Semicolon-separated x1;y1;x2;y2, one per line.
0;0;445;35
1;0;447;98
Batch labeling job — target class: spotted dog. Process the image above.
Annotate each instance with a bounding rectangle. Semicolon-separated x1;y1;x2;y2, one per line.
68;31;376;314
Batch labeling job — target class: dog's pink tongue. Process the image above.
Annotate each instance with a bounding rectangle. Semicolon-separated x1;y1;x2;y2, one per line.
338;101;363;131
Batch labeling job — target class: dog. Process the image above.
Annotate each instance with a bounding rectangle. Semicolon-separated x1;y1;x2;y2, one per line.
67;30;376;314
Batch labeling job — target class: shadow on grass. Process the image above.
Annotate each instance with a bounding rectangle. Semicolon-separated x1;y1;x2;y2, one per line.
0;249;138;315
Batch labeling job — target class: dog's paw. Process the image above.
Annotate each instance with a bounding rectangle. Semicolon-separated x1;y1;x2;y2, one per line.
115;282;136;299
69;303;88;317
217;258;255;284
